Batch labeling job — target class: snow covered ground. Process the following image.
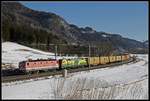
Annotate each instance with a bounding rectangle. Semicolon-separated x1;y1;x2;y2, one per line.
2;42;78;68
2;54;148;99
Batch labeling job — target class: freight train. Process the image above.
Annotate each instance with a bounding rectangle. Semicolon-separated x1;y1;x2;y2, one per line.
19;54;131;73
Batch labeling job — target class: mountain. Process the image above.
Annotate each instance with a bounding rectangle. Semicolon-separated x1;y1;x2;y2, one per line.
143;40;148;48
1;1;148;54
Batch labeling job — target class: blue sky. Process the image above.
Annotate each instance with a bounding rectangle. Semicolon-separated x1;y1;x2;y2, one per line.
20;1;148;42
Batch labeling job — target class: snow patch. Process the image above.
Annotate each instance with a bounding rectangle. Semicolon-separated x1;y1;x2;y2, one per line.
2;42;78;68
2;54;148;99
102;34;108;37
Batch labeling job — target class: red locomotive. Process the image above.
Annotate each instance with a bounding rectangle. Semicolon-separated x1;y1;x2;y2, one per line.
19;59;59;72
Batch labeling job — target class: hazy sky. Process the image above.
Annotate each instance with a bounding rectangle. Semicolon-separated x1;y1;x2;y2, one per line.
20;1;148;42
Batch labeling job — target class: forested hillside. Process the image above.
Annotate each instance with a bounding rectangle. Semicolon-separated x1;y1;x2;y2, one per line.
1;2;148;54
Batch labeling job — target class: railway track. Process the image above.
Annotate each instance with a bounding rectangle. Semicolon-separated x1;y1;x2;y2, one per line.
2;57;137;83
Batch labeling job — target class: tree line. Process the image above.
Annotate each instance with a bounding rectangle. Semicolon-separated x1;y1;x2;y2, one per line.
2;21;115;56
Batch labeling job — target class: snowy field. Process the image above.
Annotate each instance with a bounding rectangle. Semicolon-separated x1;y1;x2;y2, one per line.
2;54;148;99
2;42;78;69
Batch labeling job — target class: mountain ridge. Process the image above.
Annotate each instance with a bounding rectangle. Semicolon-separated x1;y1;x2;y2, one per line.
1;1;148;54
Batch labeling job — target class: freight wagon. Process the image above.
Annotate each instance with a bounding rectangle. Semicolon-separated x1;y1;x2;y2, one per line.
109;56;116;63
100;56;109;64
60;58;88;69
116;56;122;62
88;57;100;66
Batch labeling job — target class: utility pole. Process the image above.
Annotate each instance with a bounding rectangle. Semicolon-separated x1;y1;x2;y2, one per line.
55;45;57;59
89;44;91;68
